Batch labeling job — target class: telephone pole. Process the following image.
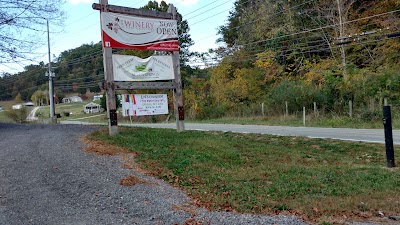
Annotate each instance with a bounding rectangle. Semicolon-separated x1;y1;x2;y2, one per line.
46;19;56;122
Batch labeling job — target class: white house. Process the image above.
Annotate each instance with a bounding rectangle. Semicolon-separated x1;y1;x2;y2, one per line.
84;102;101;114
93;95;102;101
12;104;22;109
63;96;83;103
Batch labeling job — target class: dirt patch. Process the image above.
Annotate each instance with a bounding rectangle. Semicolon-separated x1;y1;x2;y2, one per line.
81;135;155;187
120;154;151;175
120;175;149;186
81;135;130;156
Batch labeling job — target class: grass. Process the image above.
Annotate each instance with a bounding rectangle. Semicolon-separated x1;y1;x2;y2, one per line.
0;111;14;123
88;127;400;224
190;114;396;129
2;99;397;130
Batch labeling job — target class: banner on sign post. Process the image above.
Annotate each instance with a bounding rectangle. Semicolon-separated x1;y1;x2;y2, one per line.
113;54;174;81
101;12;179;51
122;94;169;116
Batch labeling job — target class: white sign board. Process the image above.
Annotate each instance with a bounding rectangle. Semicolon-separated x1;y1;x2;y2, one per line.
113;54;174;81
122;94;168;116
101;12;178;51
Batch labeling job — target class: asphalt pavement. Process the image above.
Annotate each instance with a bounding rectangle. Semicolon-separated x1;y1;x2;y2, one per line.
61;121;400;145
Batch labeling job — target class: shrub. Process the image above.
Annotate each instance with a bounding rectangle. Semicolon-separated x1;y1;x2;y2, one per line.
5;106;28;123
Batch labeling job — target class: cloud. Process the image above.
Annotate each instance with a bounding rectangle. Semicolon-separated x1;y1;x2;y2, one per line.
68;0;94;5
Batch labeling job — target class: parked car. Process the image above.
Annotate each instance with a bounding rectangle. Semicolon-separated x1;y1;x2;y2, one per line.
23;102;34;107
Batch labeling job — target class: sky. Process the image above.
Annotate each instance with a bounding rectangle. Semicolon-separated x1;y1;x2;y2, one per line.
0;0;234;74
1;0;234;74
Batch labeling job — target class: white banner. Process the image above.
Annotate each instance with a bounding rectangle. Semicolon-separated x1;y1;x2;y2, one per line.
101;12;178;51
113;54;174;81
122;94;169;116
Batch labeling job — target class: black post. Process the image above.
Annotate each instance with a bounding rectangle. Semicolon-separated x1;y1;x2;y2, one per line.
383;106;395;168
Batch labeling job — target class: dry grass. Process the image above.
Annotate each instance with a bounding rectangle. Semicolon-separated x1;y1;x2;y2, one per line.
81;131;153;187
81;134;131;156
119;175;149;186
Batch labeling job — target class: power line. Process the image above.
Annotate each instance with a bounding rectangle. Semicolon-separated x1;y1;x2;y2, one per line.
193;32;400;67
237;9;400;48
185;0;233;21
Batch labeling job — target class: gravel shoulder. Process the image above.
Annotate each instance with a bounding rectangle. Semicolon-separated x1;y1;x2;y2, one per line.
0;123;309;224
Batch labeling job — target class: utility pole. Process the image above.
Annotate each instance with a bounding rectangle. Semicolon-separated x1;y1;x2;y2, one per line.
336;0;347;79
46;19;56;123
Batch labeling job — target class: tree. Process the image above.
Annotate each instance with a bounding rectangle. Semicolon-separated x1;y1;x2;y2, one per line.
31;90;46;106
5;106;28;123
314;0;357;79
0;0;65;63
15;93;22;103
100;92;121;111
141;1;194;66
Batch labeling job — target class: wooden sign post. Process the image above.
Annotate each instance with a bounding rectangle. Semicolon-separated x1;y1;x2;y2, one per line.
169;5;185;132
94;1;185;135
99;0;118;136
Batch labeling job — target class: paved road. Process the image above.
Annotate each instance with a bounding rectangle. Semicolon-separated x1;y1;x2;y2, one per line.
26;106;40;121
61;121;400;145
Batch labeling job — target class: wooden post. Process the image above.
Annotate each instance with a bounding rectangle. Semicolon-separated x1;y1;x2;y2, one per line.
100;0;118;136
262;102;265;116
285;101;288;117
303;107;306;126
313;102;317;115
169;5;184;132
349;100;353;117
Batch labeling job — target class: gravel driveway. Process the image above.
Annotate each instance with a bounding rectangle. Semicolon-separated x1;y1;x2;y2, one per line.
0;123;309;225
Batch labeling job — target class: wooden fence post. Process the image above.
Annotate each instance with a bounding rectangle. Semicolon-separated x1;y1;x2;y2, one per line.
313;102;317;115
349;100;353;117
285;101;288;117
262;102;265;116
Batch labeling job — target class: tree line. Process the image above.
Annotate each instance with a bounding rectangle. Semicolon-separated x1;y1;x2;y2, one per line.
1;0;400;122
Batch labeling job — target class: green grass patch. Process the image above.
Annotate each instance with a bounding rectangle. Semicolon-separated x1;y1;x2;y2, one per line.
89;127;400;223
0;110;14;123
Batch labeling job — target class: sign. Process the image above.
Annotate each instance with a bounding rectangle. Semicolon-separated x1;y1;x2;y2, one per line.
122;94;168;116
113;54;174;81
101;12;179;51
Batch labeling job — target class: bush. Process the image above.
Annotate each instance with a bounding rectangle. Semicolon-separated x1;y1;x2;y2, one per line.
197;105;226;119
63;111;70;117
359;110;382;121
5;107;28;123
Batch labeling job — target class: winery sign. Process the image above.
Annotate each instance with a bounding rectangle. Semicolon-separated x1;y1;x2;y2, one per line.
101;12;179;51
